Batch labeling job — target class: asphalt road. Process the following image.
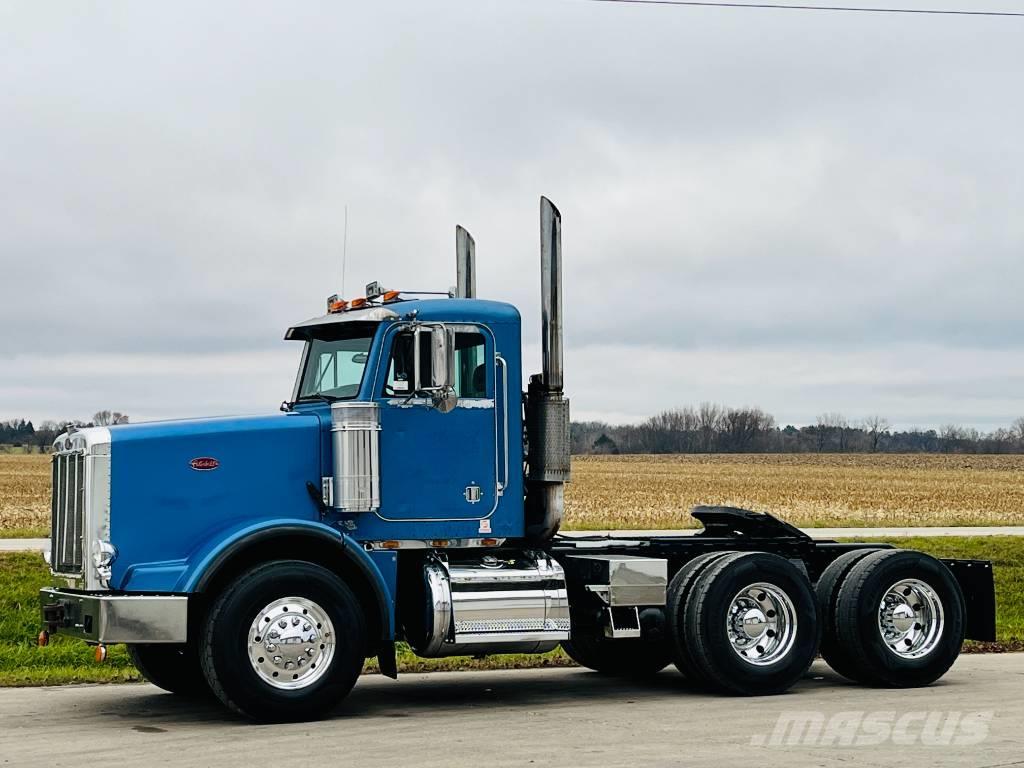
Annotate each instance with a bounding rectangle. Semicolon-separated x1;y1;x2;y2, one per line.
2;656;1022;768
4;526;1024;553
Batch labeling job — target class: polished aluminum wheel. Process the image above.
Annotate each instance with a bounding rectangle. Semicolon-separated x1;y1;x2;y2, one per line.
878;579;944;659
247;597;335;690
726;582;798;666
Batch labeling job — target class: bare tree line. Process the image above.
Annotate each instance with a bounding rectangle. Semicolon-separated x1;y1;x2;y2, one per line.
572;404;1024;455
0;411;129;452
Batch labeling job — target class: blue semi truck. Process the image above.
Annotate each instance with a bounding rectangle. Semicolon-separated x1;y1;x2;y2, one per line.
40;198;995;722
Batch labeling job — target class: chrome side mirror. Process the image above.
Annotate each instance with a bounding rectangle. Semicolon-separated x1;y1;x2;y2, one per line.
414;324;458;413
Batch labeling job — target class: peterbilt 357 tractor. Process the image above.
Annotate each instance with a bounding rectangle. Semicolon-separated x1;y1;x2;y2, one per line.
40;198;996;722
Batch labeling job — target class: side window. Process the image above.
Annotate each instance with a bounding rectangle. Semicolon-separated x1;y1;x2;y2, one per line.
383;333;419;396
454;332;487;398
382;329;488;398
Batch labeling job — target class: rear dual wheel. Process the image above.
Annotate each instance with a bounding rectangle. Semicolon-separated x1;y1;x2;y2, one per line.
562;634;671;677
668;551;819;695
819;549;964;687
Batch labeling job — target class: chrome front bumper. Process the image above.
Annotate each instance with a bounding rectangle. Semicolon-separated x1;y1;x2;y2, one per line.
39;588;188;644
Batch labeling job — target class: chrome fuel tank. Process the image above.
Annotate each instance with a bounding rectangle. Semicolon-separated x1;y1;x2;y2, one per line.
408;552;570;657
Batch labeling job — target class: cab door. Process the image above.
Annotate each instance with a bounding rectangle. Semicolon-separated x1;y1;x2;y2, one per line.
375;324;498;523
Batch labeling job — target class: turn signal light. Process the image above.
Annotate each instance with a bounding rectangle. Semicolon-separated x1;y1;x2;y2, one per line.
480;538;499;547
380;540;401;549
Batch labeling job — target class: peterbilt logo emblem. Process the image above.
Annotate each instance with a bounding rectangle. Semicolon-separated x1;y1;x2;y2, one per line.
190;457;220;471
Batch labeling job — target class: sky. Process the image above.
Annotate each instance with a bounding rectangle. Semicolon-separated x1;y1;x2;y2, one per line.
1;0;1022;430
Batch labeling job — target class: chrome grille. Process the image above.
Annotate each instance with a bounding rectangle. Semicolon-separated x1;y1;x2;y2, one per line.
51;451;86;574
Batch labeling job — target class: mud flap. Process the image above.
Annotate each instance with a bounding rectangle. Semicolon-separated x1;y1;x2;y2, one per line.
942;558;996;642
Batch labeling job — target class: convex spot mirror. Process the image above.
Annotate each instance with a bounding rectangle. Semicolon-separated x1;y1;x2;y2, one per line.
413;324;457;413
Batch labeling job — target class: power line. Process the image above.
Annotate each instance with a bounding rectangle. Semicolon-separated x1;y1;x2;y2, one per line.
582;0;1024;17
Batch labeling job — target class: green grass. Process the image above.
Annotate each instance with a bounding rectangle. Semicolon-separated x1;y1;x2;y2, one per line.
0;552;140;685
1;527;47;539
1;537;1020;687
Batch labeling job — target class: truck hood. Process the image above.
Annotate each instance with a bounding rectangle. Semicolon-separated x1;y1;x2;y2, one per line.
106;412;323;589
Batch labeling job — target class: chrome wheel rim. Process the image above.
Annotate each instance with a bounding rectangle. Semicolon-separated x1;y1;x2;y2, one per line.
247;596;335;690
878;579;944;659
726;582;798;666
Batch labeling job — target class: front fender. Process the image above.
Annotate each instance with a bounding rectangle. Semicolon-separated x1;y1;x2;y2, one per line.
171;518;394;639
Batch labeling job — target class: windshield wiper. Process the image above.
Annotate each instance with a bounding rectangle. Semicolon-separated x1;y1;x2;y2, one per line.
291;393;339;407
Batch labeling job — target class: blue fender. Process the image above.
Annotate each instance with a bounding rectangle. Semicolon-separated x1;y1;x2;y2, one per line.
176;518;395;639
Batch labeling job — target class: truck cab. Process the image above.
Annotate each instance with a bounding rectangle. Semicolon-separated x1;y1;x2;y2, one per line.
285;297;524;542
39;198;995;723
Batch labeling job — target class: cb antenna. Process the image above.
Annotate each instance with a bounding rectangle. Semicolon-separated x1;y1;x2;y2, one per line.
341;204;349;296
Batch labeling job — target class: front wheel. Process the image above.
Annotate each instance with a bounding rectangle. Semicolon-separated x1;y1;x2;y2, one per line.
199;560;367;722
127;643;209;696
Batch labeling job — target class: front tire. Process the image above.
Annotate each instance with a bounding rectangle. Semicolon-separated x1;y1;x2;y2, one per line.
127;644;209;696
200;560;367;722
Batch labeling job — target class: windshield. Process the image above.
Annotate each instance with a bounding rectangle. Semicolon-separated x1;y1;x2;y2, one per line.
297;328;375;401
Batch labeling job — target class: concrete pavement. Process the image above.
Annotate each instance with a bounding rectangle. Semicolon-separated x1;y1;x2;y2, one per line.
0;656;1022;767
3;526;1023;553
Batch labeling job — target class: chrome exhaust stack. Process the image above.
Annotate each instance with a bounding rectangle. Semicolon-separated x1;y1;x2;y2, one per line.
455;225;476;298
525;197;571;541
540;198;564;391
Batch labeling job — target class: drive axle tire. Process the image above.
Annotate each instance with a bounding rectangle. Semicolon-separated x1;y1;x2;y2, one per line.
562;635;671;676
128;644;209;697
831;549;964;688
666;551;736;686
200;560;367;722
814;548;882;683
680;551;818;696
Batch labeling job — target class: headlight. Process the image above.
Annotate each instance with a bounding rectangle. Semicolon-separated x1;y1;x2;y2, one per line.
92;540;118;588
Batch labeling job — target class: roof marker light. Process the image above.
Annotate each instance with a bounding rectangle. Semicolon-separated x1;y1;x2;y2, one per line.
348;297;368;309
327;295;348;314
382;290;401;302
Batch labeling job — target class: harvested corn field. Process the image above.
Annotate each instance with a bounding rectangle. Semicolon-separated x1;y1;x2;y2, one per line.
2;452;1024;535
0;455;50;535
564;454;1024;530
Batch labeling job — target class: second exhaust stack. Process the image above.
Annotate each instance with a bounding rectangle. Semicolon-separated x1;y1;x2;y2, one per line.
540;197;564;392
525;196;571;541
456;225;476;299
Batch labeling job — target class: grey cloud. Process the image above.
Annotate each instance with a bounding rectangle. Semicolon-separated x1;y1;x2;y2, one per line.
1;1;1022;427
